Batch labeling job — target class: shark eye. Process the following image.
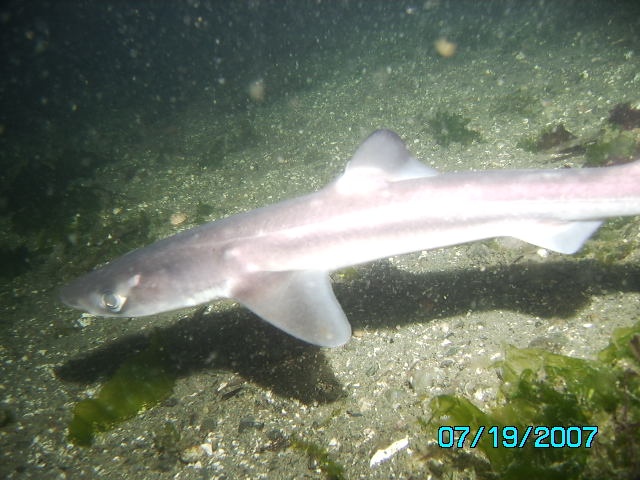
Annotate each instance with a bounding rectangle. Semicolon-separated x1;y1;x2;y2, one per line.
101;291;125;313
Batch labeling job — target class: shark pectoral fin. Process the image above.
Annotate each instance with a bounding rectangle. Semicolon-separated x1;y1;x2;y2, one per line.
231;270;351;347
514;220;603;254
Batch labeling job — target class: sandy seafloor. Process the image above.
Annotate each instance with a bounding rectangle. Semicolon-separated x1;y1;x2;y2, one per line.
1;1;640;478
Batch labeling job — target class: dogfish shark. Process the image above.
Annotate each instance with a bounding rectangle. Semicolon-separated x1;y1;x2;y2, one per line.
60;129;640;347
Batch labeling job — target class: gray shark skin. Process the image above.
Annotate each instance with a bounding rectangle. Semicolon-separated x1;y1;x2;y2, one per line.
60;130;640;347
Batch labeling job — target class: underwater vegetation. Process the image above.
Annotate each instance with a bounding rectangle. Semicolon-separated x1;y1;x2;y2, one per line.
584;127;640;167
426;110;483;147
579;217;639;264
290;436;346;480
421;321;640;479
68;335;175;447
517;102;640;165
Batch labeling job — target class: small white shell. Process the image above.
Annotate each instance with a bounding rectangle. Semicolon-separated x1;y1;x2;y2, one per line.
369;437;409;467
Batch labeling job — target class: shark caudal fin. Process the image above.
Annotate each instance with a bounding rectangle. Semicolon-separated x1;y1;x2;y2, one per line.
231;270;351;347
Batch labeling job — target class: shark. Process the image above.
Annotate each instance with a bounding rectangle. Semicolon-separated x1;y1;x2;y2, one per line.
60;129;640;347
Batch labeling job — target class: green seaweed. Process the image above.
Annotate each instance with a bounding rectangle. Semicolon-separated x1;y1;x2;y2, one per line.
68;335;175;446
423;321;640;479
579;218;638;264
584;128;640;166
599;322;640;365
291;436;346;480
427;110;483;147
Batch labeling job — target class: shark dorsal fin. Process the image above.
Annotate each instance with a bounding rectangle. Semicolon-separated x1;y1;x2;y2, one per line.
341;129;438;185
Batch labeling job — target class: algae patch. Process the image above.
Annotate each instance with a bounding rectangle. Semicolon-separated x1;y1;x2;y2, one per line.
68;336;175;446
291;436;346;480
584;127;640;166
426;110;483;147
579;217;639;264
421;321;640;479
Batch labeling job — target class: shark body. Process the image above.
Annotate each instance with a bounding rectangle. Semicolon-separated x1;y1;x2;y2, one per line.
60;130;640;347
